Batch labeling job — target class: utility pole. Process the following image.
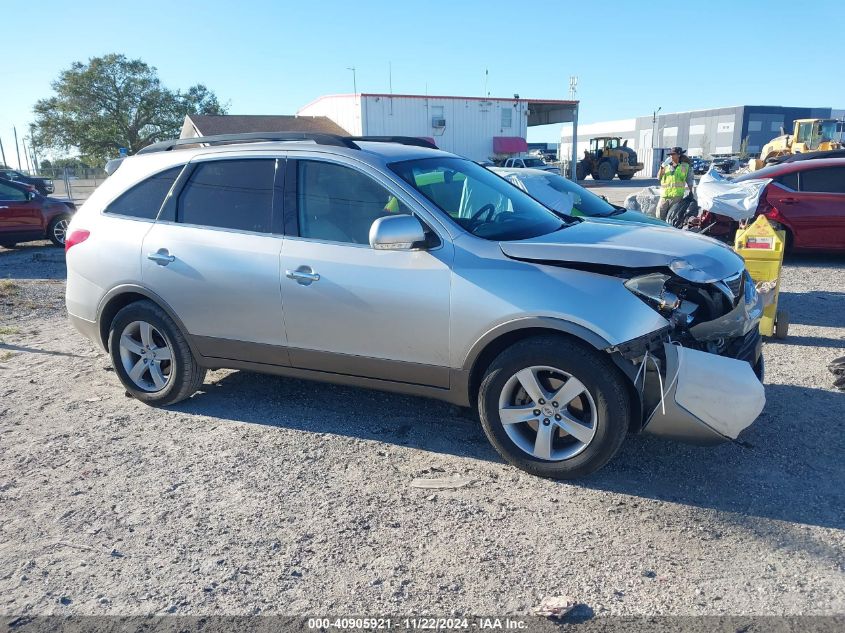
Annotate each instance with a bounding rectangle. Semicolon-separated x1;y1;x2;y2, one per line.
0;136;6;167
389;62;393;115
13;126;22;170
347;66;357;95
651;107;662;149
568;76;578;100
22;138;31;173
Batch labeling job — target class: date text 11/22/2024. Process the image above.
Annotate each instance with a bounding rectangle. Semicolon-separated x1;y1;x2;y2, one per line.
307;618;529;630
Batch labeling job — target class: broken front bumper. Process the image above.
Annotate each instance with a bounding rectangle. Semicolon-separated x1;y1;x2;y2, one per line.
643;343;765;445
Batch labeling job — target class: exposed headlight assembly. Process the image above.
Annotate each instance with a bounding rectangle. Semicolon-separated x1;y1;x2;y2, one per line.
625;273;699;327
624;273;680;312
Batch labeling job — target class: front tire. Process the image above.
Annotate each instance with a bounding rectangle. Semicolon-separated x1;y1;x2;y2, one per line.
477;335;630;479
108;300;206;406
597;161;616;181
47;214;72;247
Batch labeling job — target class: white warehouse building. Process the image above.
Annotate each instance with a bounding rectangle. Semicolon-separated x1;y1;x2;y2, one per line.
298;93;578;163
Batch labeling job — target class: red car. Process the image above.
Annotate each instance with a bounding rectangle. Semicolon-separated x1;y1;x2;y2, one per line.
0;177;76;248
733;157;845;251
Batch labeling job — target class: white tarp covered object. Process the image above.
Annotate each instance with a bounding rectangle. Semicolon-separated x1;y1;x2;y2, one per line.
696;168;771;221
624;186;662;217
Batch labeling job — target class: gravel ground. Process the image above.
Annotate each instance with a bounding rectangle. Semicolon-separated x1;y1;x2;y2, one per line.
0;241;843;619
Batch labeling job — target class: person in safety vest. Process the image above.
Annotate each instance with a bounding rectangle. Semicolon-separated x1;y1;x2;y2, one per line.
656;147;694;221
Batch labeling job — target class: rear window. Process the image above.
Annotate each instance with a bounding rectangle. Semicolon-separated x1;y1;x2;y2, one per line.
177;159;275;233
105;167;182;219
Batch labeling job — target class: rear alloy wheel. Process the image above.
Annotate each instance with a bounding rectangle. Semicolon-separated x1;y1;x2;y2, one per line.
48;214;72;247
108;300;206;406
478;336;630;479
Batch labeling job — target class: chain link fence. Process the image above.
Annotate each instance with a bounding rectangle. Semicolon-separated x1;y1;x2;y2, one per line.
38;167;108;202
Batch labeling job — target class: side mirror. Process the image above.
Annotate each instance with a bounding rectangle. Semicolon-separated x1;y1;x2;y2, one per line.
26;191;37;201
369;214;426;251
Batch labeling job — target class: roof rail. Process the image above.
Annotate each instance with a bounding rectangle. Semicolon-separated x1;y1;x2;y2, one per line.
136;132;360;155
348;136;438;149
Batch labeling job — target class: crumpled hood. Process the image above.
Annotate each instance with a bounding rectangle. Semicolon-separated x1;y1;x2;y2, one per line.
500;220;744;283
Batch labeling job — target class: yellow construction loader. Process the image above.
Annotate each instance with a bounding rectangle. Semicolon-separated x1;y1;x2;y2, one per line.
576;137;644;181
750;119;842;170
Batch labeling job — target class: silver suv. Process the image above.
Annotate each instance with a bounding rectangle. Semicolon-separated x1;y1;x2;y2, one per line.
66;133;765;479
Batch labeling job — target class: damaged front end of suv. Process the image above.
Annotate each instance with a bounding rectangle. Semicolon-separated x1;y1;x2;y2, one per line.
500;223;766;446
614;263;765;444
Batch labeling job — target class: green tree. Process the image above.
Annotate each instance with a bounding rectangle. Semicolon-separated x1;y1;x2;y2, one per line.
30;54;227;166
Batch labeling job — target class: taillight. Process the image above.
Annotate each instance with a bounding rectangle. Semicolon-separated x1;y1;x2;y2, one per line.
65;229;90;252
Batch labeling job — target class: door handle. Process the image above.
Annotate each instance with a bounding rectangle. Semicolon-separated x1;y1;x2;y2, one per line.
147;250;176;266
780;198;798;204
286;266;320;285
0;206;9;209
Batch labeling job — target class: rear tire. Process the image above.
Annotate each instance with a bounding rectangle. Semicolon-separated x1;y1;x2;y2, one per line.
597;161;615;181
774;310;789;339
477;335;630;479
618;173;634;180
108;300;206;406
47;214;72;247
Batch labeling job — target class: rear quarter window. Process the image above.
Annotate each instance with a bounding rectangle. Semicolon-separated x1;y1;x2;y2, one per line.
105;166;183;219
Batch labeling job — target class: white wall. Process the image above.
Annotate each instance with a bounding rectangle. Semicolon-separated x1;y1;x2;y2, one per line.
297;95;362;135
361;96;529;160
300;94;533;161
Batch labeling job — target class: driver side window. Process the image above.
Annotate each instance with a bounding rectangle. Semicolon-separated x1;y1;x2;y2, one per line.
0;183;26;201
296;160;413;245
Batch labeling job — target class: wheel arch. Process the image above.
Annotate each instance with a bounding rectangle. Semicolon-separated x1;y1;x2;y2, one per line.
97;285;200;357
462;318;610;409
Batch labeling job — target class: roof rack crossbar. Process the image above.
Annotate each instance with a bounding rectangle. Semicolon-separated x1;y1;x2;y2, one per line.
348;136;438;149
137;132;360;155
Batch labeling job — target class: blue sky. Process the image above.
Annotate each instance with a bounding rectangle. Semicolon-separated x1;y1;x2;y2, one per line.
3;0;844;167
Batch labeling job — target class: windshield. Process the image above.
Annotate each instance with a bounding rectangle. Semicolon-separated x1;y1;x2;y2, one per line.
819;120;838;141
518;172;616;217
390;157;566;240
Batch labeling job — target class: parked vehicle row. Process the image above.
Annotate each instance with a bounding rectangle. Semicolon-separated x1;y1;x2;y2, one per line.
0;178;76;247
64;133;765;480
0;168;54;195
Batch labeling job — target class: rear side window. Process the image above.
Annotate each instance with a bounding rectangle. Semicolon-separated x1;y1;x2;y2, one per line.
177;159;275;232
776;172;798;191
106;167;182;219
799;167;845;194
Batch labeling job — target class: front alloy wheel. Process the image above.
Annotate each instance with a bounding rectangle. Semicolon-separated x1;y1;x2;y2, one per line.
498;366;597;461
48;215;71;247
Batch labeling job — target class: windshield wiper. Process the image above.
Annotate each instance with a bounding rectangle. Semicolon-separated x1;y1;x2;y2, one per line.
596;205;626;217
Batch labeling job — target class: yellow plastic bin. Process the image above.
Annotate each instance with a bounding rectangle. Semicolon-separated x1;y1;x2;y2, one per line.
734;215;788;338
